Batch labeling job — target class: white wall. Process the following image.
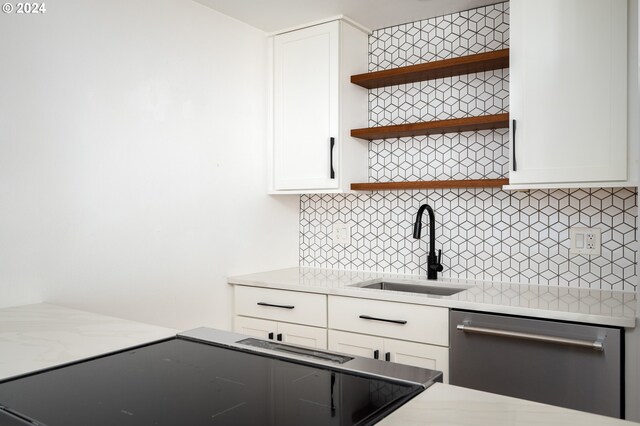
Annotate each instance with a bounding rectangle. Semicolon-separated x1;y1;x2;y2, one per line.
0;0;299;329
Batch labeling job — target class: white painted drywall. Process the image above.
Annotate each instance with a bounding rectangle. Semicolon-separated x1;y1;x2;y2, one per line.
0;0;299;329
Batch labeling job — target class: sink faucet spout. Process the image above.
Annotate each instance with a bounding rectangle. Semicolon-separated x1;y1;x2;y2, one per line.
413;204;443;280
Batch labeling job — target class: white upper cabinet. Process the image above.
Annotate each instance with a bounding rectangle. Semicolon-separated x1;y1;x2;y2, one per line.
270;19;369;193
508;0;630;189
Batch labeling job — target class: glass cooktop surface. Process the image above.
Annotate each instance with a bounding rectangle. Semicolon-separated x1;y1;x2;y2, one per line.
0;338;422;426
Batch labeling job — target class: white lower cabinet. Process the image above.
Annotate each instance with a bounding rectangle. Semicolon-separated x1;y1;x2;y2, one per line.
385;338;449;379
328;330;449;383
234;316;327;349
327;295;449;382
278;321;327;348
234;315;273;339
327;329;383;359
233;286;449;381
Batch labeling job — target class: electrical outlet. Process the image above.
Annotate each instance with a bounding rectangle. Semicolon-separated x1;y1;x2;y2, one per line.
331;223;351;245
569;227;601;256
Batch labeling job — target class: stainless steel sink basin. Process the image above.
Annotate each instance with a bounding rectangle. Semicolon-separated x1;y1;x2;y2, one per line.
350;279;469;296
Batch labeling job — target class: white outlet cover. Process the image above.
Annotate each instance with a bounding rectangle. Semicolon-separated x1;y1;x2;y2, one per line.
569;227;601;256
332;223;351;245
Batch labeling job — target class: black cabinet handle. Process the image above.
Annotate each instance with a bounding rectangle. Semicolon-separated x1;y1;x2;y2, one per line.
373;349;379;360
385;352;391;362
359;315;407;325
257;302;295;309
268;332;274;340
277;333;283;342
329;137;336;179
512;119;517;172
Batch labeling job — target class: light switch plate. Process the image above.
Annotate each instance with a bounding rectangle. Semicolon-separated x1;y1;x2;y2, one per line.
569;227;601;256
331;223;351;245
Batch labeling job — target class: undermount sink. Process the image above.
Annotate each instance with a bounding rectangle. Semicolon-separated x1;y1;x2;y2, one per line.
350;279;470;297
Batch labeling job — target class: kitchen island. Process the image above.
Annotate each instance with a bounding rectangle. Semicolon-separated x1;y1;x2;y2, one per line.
0;303;176;380
1;303;637;425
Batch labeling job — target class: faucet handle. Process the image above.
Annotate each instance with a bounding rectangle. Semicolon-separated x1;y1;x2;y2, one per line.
431;249;444;273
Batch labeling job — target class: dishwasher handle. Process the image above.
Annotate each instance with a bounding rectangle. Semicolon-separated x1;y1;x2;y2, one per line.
456;324;604;351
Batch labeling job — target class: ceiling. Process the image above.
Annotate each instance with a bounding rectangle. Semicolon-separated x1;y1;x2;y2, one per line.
192;0;501;33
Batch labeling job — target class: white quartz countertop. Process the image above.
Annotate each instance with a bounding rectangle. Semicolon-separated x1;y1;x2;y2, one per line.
228;267;637;327
381;383;639;425
0;303;177;380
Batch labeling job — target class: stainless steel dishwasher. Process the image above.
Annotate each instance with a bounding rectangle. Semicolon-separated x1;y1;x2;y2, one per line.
449;309;623;418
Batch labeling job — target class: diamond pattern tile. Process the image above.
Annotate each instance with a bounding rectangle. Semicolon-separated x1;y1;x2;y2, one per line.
298;2;638;291
300;189;638;291
369;70;509;126
369;129;508;182
369;4;510;72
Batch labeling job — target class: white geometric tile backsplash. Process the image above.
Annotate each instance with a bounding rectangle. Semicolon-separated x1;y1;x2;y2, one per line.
368;2;509;72
369;129;509;182
369;71;509;126
300;188;638;291
299;2;638;291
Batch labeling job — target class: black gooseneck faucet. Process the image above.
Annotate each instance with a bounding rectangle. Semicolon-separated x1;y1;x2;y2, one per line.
413;204;443;280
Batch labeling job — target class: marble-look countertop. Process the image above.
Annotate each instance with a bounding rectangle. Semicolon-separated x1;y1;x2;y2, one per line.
381;383;639;425
228;267;637;327
0;303;177;380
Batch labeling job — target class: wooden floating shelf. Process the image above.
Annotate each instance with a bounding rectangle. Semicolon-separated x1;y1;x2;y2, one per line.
351;179;510;191
351;49;509;89
351;113;509;141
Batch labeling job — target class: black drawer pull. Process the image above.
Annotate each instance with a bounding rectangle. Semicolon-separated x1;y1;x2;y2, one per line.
268;332;274;340
385;352;391;362
359;315;407;325
373;349;379;360
277;333;283;342
257;302;295;309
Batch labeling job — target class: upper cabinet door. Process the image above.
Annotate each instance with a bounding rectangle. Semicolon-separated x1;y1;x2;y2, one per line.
273;21;340;191
509;0;628;186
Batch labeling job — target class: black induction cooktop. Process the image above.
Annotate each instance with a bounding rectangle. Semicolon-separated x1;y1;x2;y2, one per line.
0;328;442;426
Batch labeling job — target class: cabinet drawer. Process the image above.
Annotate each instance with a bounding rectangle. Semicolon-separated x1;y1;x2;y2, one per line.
235;286;327;327
328;296;448;346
